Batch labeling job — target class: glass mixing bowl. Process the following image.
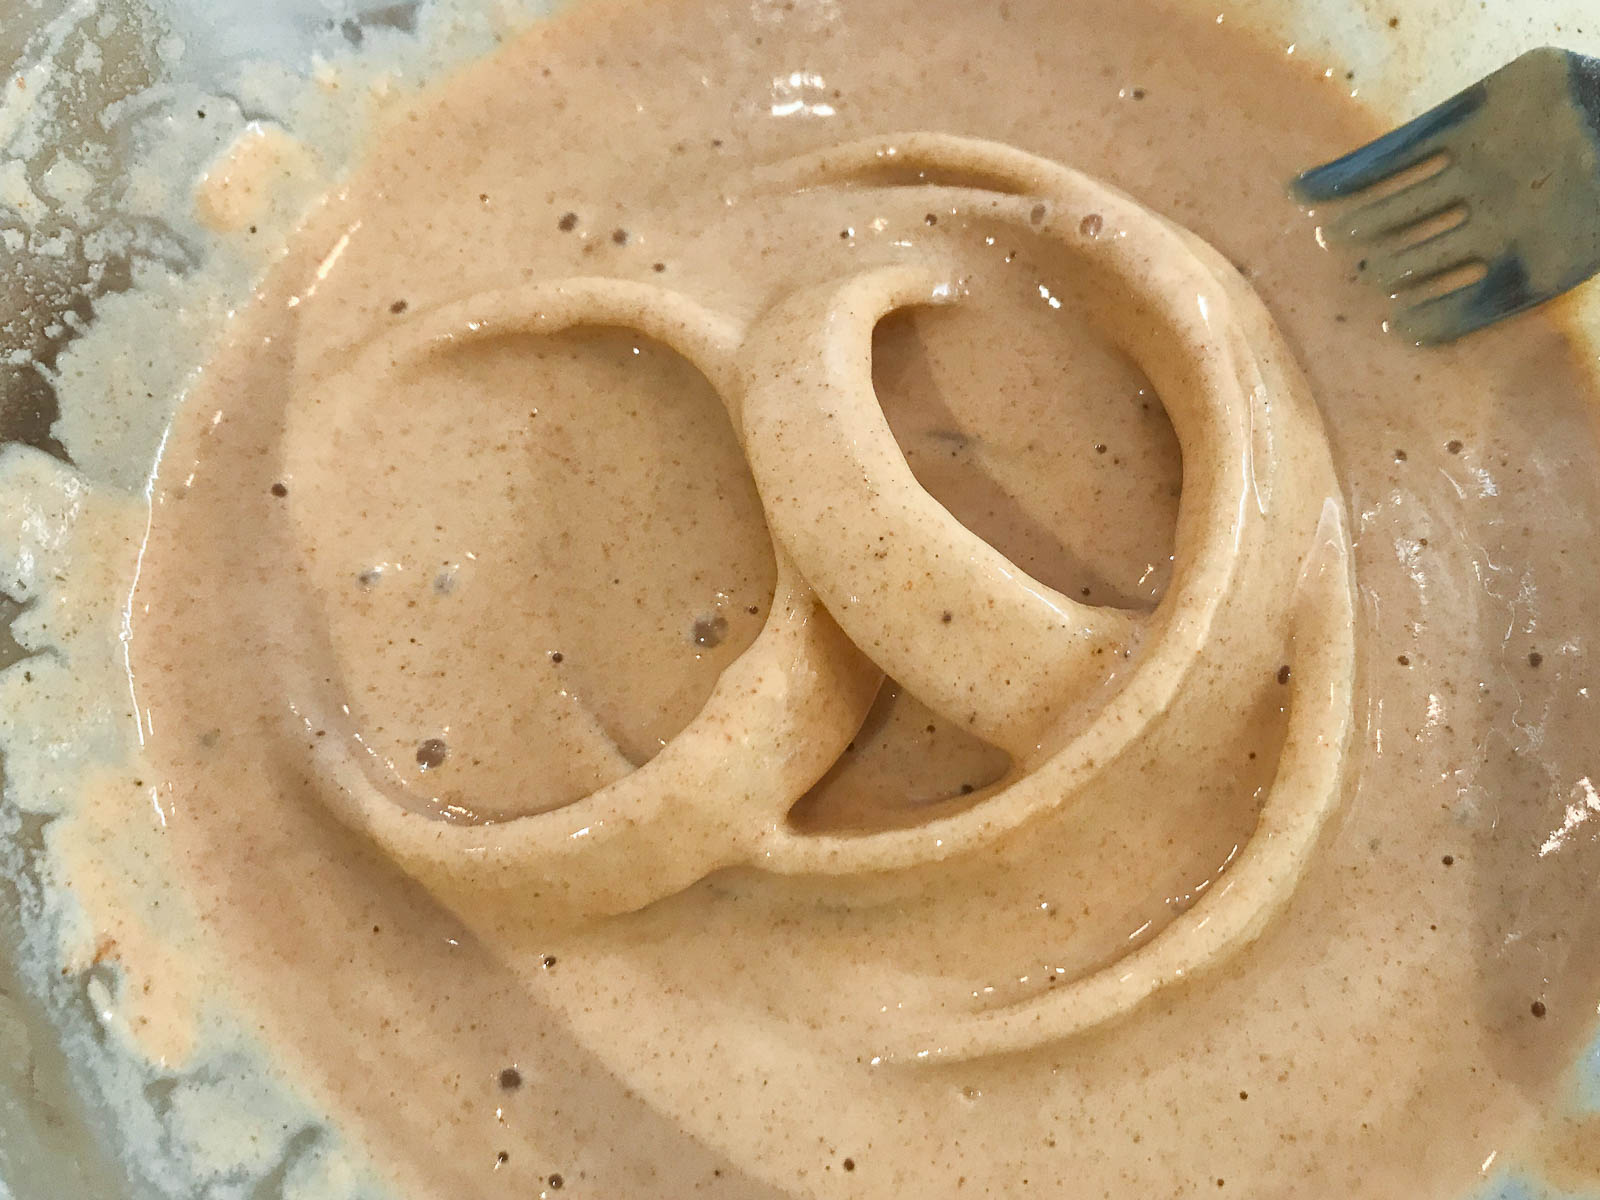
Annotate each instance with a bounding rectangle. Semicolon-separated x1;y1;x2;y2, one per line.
2;0;1598;1195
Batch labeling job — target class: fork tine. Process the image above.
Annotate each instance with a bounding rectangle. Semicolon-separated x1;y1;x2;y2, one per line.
1332;166;1465;242
1292;82;1488;201
1393;251;1537;343
1376;226;1478;294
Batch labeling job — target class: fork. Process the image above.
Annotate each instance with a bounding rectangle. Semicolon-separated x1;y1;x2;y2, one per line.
1292;47;1600;344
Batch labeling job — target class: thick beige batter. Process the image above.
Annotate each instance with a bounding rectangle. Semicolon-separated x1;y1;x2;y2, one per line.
59;0;1600;1195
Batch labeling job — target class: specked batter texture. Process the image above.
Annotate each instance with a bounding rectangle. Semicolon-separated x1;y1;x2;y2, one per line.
32;0;1600;1196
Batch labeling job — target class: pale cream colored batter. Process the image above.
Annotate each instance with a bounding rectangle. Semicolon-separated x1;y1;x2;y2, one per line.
42;0;1600;1195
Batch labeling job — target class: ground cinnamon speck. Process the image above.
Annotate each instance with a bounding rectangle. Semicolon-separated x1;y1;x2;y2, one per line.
558;212;579;231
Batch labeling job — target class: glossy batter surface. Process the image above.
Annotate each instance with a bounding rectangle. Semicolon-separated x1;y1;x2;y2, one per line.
45;0;1600;1196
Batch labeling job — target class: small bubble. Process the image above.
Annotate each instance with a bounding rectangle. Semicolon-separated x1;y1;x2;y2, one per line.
415;738;448;770
1079;213;1104;237
433;571;457;596
1029;202;1047;225
692;614;730;647
357;567;383;588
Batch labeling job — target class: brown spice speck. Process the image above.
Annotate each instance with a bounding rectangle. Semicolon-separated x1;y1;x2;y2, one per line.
612;227;630;245
941;610;954;624
1442;855;1454;866
389;299;408;314
1397;654;1411;666
1276;664;1292;685
270;482;288;497
1532;1000;1547;1018
499;1067;523;1090
842;1159;856;1172
548;1174;565;1190
557;211;578;231
415;738;448;770
1446;439;1463;454
1528;651;1544;668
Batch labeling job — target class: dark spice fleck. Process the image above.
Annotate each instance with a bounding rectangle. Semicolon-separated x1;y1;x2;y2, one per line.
1442;855;1454;866
1239;1091;1248;1100
1029;202;1047;225
840;228;853;240
548;1175;565;1190
611;227;629;245
1388;15;1400;27
415;738;448;770
1393;448;1407;462
557;211;579;232
542;955;557;969
496;1151;509;1166
1094;443;1108;454
1446;439;1463;454
653;261;666;272
499;1067;523;1090
270;482;288;497
1131;87;1147;99
1531;1000;1547;1018
959;783;975;795
842;1159;856;1172
1397;654;1410;666
1276;664;1292;685
357;567;382;588
941;610;954;624
550;651;564;664
746;605;760;615
1528;651;1544;668
389;299;408;314
924;213;938;225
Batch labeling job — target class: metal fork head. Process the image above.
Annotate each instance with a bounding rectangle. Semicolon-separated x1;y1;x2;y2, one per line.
1294;47;1600;344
